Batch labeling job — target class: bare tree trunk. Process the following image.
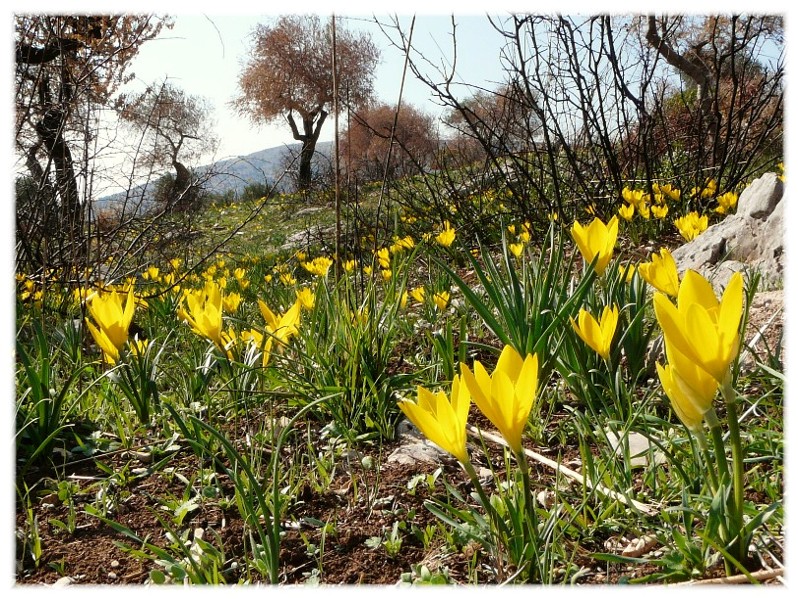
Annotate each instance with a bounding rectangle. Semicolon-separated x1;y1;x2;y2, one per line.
288;109;328;190
34;107;85;256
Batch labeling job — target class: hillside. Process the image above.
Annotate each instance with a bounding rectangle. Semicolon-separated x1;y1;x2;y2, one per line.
94;141;332;212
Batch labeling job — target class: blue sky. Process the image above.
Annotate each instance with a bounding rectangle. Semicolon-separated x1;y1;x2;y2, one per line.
124;13;508;160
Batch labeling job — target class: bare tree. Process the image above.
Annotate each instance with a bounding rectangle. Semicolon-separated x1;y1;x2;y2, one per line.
381;13;783;231
446;82;542;159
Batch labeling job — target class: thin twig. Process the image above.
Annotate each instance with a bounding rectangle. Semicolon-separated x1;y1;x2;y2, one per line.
466;424;659;517
674;567;784;585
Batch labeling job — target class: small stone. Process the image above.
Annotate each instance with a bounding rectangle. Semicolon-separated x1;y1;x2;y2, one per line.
621;534;658;557
386;438;450;466
130;450;152;464
537;490;555;509
53;576;74;586
604;429;665;469
110;560;120;568
107;572;117;580
40;493;58;505
477;467;493;486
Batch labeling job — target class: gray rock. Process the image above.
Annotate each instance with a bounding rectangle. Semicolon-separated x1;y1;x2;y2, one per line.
385;439;451;467
738;172;783;219
671;172;784;291
280;224;336;252
386;420;453;467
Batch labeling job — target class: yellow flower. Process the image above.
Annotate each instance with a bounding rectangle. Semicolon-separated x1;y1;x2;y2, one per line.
242;328;273;367
142;266;159;281
296;287;315;310
85;287;136;364
258;298;302;360
398;376;472;463
620;262;636;283
433;290;450;311
508;242;525;258
129;335;150;358
460;346;539;454
435;221;456;247
570;305;619;360
220;328;238;360
279;272;297;286
653;270;743;385
618;203;635;221
390;236;415;254
638;248;680;297
674;211;709;241
234;267;246;281
507;224;516;235
302;257;333;277
651;204;669;219
570;216;619;275
377;247;391;269
715;191;738;215
381;269;392;282
223;292;242;313
653;183;681;202
622;187;641;205
410;286;426;304
178;281;224;349
701;178;717;199
656;339;719;433
343;259;357;273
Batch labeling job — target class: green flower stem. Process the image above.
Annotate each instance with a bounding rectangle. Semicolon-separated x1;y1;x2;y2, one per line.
720;376;746;566
704;407;730;488
693;429;718;494
462;459;509;574
514;450;539;554
704;405;733;554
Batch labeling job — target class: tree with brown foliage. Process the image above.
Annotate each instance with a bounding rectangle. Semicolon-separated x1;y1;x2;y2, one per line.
341;102;438;182
234;15;379;190
446;82;542;160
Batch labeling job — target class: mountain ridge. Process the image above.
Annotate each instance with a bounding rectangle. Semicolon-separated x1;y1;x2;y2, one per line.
95;141;332;212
